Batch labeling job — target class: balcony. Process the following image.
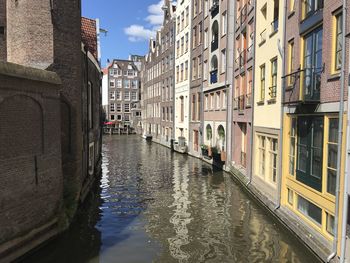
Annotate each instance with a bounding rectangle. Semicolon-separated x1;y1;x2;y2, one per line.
239;50;246;69
210;69;218;84
259;29;266;45
238;95;245;112
211;39;218;52
210;0;219;18
247;44;253;61
234;56;240;71
271;19;278;34
248;0;254;13
235;16;240;31
240;5;247;25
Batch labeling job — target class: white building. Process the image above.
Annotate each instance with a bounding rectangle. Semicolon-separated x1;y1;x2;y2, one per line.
174;0;192;151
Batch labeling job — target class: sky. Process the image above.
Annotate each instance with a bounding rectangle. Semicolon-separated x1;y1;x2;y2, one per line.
82;0;168;68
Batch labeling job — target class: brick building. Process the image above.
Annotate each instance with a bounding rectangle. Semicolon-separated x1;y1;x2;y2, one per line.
142;0;176;147
0;1;102;261
107;59;141;131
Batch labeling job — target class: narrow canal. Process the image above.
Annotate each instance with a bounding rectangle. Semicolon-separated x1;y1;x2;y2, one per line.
26;136;319;263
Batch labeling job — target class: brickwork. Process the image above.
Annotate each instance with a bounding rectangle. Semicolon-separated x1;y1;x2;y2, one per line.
0;62;62;260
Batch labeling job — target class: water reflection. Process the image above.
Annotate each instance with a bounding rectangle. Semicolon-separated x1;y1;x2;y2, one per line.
25;136;319;263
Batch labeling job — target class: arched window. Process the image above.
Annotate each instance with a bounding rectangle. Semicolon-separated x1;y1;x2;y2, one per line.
206;124;212;142
216;125;225;151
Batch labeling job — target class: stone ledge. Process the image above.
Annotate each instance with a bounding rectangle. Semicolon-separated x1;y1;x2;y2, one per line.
0;61;61;85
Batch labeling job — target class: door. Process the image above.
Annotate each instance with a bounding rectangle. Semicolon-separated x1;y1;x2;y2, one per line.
296;116;323;191
194;130;199;152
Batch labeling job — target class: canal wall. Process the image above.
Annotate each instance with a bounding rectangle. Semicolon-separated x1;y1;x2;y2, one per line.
226;164;335;263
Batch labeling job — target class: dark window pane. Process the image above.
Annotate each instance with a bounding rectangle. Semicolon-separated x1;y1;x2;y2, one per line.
328;144;338;169
311;148;322;179
329;119;339;143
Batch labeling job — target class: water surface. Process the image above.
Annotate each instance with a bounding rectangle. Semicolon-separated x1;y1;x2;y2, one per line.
26;135;319;263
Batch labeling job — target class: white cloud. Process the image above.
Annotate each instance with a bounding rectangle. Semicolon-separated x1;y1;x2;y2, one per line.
124;25;155;42
124;0;165;42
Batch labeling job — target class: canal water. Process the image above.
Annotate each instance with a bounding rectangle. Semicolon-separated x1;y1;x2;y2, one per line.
26;136;319;263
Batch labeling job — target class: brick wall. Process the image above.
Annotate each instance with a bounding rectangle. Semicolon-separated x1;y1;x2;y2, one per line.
0;62;62;261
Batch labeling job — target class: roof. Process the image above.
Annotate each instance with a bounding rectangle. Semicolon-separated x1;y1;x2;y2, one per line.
81;17;98;59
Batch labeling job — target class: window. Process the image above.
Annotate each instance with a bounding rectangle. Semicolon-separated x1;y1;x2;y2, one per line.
327;118;338;195
88;143;94;175
205;94;209;110
296;116;324;191
124;114;130;121
176;66;179;83
272;0;279;32
132;80;138;89
110;91;115;100
288;188;294;206
260;64;265;101
180;96;184;122
109;80;115;87
216;92;220;109
334;13;343;71
203;60;208;80
326;212;335;236
221;49;226;73
185;33;189;53
270;58;277;99
116;79;122;88
110;115;115;120
181;37;184;55
222;90;226;108
186;7;189;26
185;61;188;80
258;136;266;178
204;0;208;17
198;55;202;79
192;58;197;80
181;12;184;30
131;91;137;101
204;29;208;49
124;91;130;100
193;26;197;48
210;93;214;109
221;11;227;36
181;63;184;82
124;79;130;88
288;40;295;86
192;94;196;121
198;22;203;45
110;103;115;112
116;103;122;112
177;40;180;57
297;195;322;225
303;0;323;19
303;26;322;101
289;118;296;176
88;82;93;129
269;138;278;184
197;92;201;120
124;104;130;112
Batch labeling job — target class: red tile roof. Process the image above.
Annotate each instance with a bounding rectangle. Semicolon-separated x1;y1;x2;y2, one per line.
81;17;98;59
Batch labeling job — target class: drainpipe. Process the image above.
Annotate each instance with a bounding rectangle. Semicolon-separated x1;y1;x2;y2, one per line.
274;0;288;210
225;0;235;170
328;0;347;261
247;0;257;185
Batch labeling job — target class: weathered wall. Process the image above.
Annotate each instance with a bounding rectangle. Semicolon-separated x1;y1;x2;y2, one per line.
0;0;5;61
0;62;62;262
6;0;54;68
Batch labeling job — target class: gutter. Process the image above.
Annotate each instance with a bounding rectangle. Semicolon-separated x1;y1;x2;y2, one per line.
328;1;347;261
274;0;288;210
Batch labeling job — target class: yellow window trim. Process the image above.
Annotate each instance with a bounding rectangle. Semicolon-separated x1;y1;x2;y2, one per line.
331;10;342;74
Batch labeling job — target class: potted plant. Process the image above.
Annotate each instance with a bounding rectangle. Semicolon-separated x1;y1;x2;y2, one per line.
201;144;208;156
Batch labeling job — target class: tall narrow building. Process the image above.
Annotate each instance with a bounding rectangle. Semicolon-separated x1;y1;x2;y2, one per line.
231;0;255;176
188;0;203;158
142;0;176;147
0;0;6;61
251;0;284;203
280;0;349;259
174;0;192;152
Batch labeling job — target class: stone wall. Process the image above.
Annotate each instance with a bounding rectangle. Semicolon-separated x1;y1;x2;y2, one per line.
0;0;6;61
0;62;62;262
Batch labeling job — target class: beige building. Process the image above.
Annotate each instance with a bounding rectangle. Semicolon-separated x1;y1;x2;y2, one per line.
252;0;284;203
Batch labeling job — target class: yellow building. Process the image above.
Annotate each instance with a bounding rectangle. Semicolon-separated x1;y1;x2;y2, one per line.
252;0;284;203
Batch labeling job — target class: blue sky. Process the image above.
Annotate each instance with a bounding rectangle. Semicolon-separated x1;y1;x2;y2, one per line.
82;0;167;68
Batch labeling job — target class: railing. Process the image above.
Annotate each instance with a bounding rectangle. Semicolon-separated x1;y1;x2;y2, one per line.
240;5;247;25
260;29;266;45
239;50;246;69
234;56;240;70
269;85;277;99
238;95;245;111
247;44;253;61
211;39;218;52
210;69;218;84
241;151;247;167
210;0;219;18
235;16;240;30
271;19;278;33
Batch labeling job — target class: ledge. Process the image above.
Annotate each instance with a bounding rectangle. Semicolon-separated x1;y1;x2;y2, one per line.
0;61;61;85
